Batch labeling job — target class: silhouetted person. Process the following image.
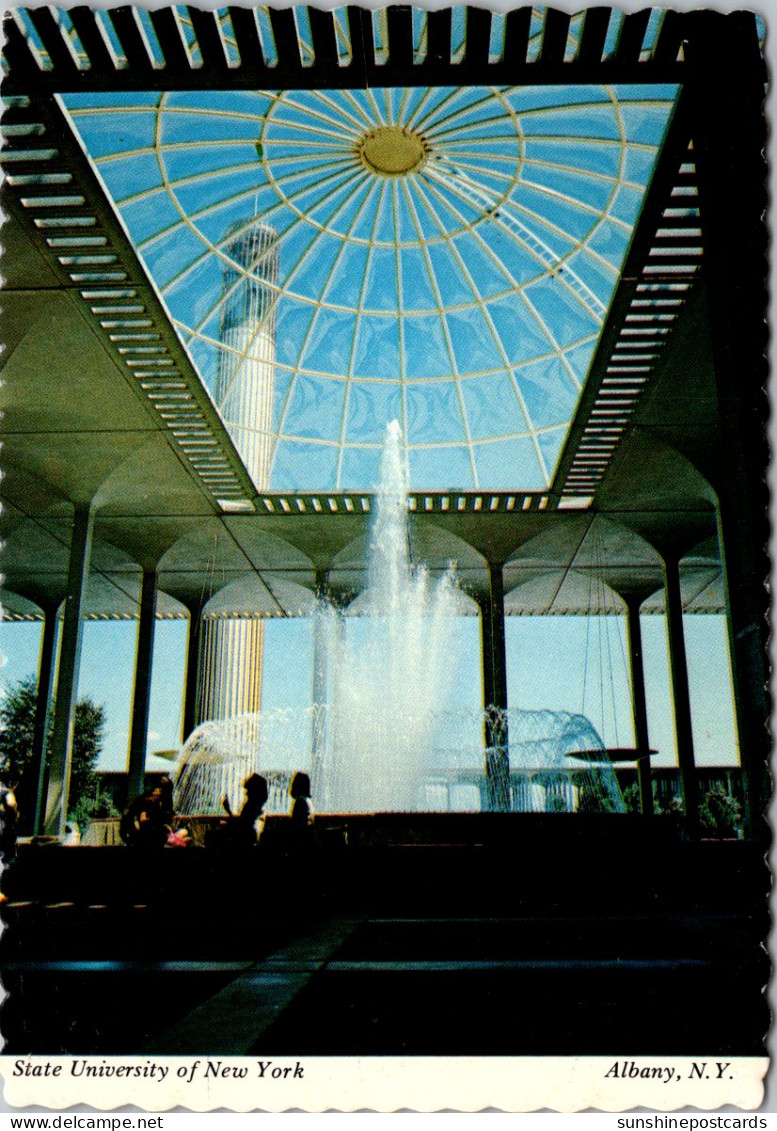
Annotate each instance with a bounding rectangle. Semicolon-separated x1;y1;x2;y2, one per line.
289;772;314;844
0;781;19;905
120;782;171;849
0;780;18;860
210;773;268;849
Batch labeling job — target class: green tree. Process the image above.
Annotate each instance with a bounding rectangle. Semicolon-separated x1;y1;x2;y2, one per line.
0;675;106;824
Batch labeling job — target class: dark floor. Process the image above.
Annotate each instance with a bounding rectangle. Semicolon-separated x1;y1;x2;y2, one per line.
1;817;769;1057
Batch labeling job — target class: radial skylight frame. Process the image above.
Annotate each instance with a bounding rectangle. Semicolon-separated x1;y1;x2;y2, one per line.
61;82;679;493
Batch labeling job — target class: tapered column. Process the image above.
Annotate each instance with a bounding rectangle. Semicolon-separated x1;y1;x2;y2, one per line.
478;560;510;812
182;599;205;741
44;505;94;837
623;593;653;817
685;14;768;841
29;604;59;835
311;571;330;801
662;553;698;831
127;569;158;802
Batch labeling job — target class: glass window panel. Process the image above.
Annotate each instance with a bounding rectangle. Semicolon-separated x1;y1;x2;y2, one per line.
65;92;161;111
99;153;163;205
403;314;452;378
339;445;384;490
523;106;621;142
685;615;739;768
159;109;258;147
400;247;439;312
142;226;209;290
520;165;616;215
162;143;258;185
285;233;348;305
451;234;514;299
407;186;450;244
172;167;260;217
187;337;219;390
323;241;371;308
424;179;482;230
505;87;611;115
122;190;183;245
272;369;294;428
271;440;338;490
537;426;567;478
523;138;622;180
300;307;356;374
460;373;528;440
618;104;675;147
284;375;347;441
164;257;224;328
611;84;678;104
275;302;317;368
488;295;552;360
515;357;578;430
344;381;402;444
352;315;401;379
327;180;374;242
73;110;157;159
481;224;548;288
586;218;630;268
348;184;388;243
505;196;583;258
445;308;505;375
303;175;366;234
408;445;473;490
609;184;646;227
564;340;597;382
622;145;661;187
281;225;333;290
363;247;400;312
514;185;600;244
561;249;618;301
524;277;600;348
473;437;546;490
406;382;467;444
426;244;477;307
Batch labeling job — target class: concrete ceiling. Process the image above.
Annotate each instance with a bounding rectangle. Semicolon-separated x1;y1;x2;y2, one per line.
0;34;727;623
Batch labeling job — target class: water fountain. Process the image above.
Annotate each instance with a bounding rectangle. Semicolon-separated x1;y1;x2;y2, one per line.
173;423;625;816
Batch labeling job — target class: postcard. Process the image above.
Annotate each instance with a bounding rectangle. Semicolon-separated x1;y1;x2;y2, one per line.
0;0;770;1114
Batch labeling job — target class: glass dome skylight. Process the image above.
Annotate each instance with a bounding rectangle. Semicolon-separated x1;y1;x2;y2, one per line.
61;83;678;492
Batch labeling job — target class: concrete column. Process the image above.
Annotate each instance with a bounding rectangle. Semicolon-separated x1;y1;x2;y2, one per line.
624;593;653;817
44;505;94;837
311;571;329;801
29;604;59;835
715;505;766;841
182;600;205;741
662;553;698;831
685;13;768;839
126;569;158;802
478;560;510;812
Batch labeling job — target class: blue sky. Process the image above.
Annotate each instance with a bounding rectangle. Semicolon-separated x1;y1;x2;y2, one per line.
61;82;679;492
0;611;738;775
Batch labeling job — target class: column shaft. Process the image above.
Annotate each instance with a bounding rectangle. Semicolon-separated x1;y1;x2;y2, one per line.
311;572;329;802
127;569;158;802
182;602;204;741
685;13;768;838
44;505;94;837
30;606;59;835
624;596;653;817
662;556;698;830
479;561;510;812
